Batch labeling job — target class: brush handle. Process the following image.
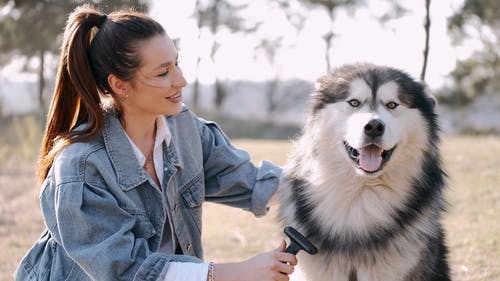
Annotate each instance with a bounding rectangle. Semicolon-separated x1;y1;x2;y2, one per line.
285;242;302;255
284;226;318;255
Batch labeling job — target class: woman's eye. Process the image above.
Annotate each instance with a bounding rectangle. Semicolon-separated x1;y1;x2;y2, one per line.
158;69;169;77
348;99;361;107
386;101;399;109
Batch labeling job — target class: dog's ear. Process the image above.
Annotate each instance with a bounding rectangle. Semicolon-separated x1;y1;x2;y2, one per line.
427;95;438;108
422;83;437;109
314;75;331;93
314;74;349;96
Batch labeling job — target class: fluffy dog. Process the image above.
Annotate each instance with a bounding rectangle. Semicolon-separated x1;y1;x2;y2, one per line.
279;63;450;281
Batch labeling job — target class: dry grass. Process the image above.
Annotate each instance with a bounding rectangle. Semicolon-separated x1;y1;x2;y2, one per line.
440;136;500;280
202;136;500;281
0;158;43;281
0;136;498;280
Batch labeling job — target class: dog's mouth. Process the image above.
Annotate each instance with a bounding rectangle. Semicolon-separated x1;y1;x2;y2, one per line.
343;141;396;174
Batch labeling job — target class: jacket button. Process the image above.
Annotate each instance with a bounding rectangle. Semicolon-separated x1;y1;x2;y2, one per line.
174;204;179;211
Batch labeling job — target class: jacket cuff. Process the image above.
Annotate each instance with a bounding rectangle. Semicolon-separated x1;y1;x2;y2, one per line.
251;161;282;217
134;253;203;281
134;253;168;281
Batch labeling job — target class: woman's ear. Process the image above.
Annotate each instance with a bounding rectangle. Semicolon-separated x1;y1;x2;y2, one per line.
107;74;129;100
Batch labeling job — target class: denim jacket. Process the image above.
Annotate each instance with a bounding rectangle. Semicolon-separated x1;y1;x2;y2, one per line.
15;107;282;281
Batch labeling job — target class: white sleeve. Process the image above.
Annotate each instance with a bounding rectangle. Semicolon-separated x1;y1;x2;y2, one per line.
163;262;209;281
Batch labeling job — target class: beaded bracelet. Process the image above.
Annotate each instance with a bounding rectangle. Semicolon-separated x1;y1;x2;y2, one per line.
207;262;215;281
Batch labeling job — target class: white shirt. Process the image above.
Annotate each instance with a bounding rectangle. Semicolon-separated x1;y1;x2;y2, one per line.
127;115;171;188
124;117;209;281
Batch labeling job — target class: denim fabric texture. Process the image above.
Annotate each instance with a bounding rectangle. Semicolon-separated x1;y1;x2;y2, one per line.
15;107;282;281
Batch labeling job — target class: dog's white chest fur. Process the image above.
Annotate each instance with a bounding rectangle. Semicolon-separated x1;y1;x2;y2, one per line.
295;256;416;281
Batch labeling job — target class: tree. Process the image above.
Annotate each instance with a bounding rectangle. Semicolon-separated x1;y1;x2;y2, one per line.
256;37;284;119
447;0;500;104
420;0;431;82
295;0;364;72
372;0;431;82
0;0;148;122
253;0;305;120
195;0;259;110
192;0;203;110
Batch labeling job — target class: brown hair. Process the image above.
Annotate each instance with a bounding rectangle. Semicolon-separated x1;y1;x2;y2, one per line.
37;5;165;183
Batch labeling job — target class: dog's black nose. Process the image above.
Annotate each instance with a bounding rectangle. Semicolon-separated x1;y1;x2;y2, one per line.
364;119;385;138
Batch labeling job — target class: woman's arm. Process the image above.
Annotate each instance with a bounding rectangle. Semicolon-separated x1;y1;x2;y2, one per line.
198;119;282;216
162;242;296;281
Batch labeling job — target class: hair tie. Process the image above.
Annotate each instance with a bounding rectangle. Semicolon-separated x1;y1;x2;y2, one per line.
97;14;107;28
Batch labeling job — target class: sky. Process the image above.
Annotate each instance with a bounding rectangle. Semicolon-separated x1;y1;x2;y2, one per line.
0;0;474;90
149;0;472;90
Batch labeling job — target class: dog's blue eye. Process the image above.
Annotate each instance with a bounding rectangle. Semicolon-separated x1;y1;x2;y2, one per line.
348;99;361;107
386;102;399;109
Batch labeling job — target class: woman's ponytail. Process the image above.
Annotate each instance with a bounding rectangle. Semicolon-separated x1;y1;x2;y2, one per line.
37;5;105;183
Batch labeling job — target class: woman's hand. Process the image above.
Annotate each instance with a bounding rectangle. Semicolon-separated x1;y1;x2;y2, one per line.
213;240;298;281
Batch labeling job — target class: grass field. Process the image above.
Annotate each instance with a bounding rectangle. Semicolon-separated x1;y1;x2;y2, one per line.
0;136;498;280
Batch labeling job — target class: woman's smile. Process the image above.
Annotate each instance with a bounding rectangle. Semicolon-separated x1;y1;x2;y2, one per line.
166;91;182;103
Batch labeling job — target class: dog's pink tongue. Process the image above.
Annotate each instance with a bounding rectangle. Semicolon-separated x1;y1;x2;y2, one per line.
359;145;383;172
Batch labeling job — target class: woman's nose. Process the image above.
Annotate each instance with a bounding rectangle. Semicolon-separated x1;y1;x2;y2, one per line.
172;67;187;88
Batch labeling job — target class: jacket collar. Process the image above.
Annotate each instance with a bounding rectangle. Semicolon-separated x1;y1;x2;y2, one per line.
102;113;182;191
162;116;184;171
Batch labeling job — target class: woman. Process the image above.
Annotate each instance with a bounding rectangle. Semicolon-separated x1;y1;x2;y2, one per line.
15;5;296;281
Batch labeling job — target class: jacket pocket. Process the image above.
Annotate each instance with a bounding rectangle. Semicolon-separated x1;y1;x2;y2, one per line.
179;172;204;233
179;172;204;208
132;214;157;240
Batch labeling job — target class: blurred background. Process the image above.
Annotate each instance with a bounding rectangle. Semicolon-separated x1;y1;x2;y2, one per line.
1;0;500;139
0;0;499;280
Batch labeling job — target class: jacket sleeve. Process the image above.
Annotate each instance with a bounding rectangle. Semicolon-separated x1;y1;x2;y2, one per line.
42;179;202;281
198;119;282;217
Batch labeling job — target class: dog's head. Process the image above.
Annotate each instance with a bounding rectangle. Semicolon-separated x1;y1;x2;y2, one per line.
309;63;439;177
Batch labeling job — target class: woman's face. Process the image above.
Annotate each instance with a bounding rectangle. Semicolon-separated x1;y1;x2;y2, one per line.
122;34;187;118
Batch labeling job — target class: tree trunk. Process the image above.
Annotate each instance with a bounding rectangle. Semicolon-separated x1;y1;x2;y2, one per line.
193;0;202;110
192;43;201;110
324;8;335;73
420;0;431;82
192;77;200;110
210;0;225;110
324;34;332;73
266;77;280;121
214;79;225;109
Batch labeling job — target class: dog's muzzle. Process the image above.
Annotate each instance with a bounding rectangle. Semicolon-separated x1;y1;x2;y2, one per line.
343;141;396;174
